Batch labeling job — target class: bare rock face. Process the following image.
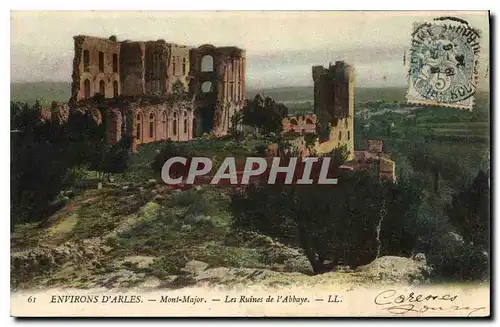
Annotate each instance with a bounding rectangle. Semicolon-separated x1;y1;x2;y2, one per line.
181;260;209;275
188;266;284;286
11;240;107;289
355;256;432;284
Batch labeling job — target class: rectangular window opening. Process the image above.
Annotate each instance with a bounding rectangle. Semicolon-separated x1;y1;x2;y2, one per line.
99;52;104;72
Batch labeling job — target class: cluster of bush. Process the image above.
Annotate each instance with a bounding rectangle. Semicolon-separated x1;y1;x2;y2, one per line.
229;143;490;281
228;146;422;274
231;94;288;137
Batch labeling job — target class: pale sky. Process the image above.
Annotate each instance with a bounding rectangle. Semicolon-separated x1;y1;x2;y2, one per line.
10;11;490;89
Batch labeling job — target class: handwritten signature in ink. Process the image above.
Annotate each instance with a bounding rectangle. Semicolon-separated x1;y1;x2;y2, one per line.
374;289;486;317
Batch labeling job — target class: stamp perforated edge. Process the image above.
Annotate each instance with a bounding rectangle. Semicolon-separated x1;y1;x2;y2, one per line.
405;16;482;110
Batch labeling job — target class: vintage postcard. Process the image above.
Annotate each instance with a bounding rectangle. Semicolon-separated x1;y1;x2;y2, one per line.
10;11;490;317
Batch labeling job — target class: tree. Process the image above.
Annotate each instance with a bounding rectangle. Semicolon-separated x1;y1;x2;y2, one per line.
11;101;42;131
11;103;72;226
65;109;107;168
242;95;287;135
95;135;132;180
447;170;490;252
329;144;350;166
228;110;245;141
408;144;461;193
11;103;133;227
379;175;423;256
231;168;422;274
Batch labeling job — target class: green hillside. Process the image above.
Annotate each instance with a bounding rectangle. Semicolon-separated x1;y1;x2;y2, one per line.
247;86;409;103
11;82;406;105
10;82;71;105
10;82;489;112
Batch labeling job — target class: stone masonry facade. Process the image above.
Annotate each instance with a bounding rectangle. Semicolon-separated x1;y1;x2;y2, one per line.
312;61;355;158
189;44;246;136
69;35;246;150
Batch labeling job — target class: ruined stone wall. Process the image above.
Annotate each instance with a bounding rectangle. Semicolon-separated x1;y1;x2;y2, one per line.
348;150;396;182
39;102;70;125
367;139;384;153
120;41;146;96
131;102;194;149
78;100;194;151
282;114;317;134
189;44;246;136
379;157;396;182
218;47;246;104
40;107;51;122
144;41;169;96
70;35;245;139
71;36;121;102
167;44;191;93
106;108;123;144
50;101;70;125
312;61;355;158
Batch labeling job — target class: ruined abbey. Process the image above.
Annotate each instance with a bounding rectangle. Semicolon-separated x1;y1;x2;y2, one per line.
69;35;246;149
39;34;394;181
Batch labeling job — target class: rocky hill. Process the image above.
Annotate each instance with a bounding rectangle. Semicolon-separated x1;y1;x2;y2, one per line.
11;179;432;291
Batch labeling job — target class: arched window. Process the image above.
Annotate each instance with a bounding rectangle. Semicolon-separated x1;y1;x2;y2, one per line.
113;81;119;97
182;58;187;75
184;119;188;134
201;81;212;93
83;50;90;72
162;112;167;138
183;111;187;117
201;55;214;72
113;54;118;72
173;112;177;135
229;83;234;101
84;79;91;98
149;113;155;138
339;131;342;141
306;118;313;124
290;118;298;126
99;80;105;96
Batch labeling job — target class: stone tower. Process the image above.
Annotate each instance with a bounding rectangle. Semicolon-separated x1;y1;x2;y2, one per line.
312;61;355;158
189;45;246;136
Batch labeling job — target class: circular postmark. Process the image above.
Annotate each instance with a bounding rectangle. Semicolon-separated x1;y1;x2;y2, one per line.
409;18;480;103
